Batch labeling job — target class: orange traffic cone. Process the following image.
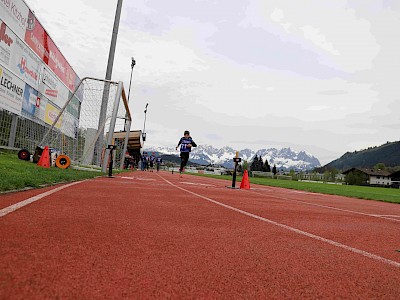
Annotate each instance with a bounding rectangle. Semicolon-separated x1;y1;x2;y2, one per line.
240;170;250;190
37;146;50;168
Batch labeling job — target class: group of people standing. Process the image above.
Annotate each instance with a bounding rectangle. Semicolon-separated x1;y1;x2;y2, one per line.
140;152;163;172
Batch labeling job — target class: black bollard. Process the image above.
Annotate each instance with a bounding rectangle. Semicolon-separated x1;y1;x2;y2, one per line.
228;157;242;189
107;145;117;177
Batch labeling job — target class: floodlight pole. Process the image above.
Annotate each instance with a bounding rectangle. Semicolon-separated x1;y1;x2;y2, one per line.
128;57;136;102
142;103;148;145
96;0;123;166
124;57;136;132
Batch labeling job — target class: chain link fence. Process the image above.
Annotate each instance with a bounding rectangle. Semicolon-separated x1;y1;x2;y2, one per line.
1;77;131;171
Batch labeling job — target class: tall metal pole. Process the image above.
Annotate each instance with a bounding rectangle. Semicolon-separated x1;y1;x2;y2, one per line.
102;82;124;173
128;57;136;102
95;0;123;166
142;103;148;144
124;57;135;132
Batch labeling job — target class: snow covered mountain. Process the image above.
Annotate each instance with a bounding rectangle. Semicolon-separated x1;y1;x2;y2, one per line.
145;145;321;171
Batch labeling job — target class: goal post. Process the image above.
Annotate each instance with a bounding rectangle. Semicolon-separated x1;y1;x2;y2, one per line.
39;77;132;171
101;81;131;173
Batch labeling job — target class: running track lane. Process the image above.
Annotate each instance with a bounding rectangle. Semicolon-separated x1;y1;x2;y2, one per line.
164;173;400;263
0;171;399;299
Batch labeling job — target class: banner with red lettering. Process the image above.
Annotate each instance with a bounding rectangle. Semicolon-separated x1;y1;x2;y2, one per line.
24;11;78;92
39;64;70;108
0;20;16;66
10;37;41;89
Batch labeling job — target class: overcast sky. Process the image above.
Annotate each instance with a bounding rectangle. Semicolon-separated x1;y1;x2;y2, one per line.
25;0;400;164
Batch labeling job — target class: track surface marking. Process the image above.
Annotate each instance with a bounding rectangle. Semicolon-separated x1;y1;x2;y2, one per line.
249;189;400;222
1;171;399;299
158;174;400;269
0;181;83;217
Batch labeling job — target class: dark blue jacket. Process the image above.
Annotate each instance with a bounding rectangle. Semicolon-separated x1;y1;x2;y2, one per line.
177;137;197;152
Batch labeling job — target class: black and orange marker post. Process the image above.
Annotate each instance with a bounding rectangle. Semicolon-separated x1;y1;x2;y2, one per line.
229;151;241;189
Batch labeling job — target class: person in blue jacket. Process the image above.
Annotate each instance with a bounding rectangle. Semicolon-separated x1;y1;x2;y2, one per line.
156;156;162;172
176;130;197;176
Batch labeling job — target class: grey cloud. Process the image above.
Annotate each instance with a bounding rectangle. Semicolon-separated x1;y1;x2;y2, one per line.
207;26;347;79
318;90;349;95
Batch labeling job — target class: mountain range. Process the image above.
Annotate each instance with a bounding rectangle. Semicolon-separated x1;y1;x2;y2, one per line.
145;145;321;171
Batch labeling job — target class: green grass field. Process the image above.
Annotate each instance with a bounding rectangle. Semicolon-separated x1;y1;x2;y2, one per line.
189;173;400;204
0;150;105;192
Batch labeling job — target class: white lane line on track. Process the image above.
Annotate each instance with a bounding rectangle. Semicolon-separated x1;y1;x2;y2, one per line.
181;182;215;187
248;189;400;223
158;174;400;269
120;176;155;181
0;181;84;218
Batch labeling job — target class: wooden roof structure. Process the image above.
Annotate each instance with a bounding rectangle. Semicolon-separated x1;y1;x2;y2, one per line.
112;130;143;150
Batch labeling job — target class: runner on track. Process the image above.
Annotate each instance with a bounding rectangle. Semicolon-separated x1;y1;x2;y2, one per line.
176;130;197;177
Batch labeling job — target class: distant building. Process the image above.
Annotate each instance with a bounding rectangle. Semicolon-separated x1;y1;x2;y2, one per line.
342;168;400;187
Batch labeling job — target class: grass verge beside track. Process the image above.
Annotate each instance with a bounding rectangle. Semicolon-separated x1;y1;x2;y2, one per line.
188;173;400;204
0;150;106;192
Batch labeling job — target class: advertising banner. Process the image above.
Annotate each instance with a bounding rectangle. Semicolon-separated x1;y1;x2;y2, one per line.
34;91;46;123
39;64;69;108
66;92;80;119
21;82;37;119
10;36;41;89
44;101;62;129
24;11;78;92
0;20;16;66
0;0;29;39
0;63;23;115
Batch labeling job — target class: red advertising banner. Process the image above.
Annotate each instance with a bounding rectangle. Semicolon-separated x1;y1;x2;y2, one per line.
24;11;78;92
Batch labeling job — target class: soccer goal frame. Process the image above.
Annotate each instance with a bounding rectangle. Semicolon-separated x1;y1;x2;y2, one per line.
39;77;132;173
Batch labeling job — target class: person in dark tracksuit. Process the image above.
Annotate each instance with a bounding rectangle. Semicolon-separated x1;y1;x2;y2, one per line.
176;130;197;176
149;152;156;172
141;152;148;171
156;156;162;172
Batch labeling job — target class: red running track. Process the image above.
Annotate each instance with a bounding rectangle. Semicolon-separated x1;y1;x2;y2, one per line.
0;171;399;299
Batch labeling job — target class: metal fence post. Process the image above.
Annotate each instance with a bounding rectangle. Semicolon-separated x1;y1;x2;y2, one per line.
120;119;131;169
102;81;123;173
8;114;18;148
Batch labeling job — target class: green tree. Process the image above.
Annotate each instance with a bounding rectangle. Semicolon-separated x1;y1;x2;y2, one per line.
374;163;386;171
345;170;368;185
237;163;243;173
263;158;271;172
242;160;249;171
289;169;297;180
272;164;277;176
329;168;339;182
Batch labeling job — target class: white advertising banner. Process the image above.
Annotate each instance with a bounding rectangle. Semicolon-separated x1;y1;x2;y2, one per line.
10;36;41;89
0;63;24;115
0;19;16;66
34;91;46;123
0;0;29;39
39;65;69;109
